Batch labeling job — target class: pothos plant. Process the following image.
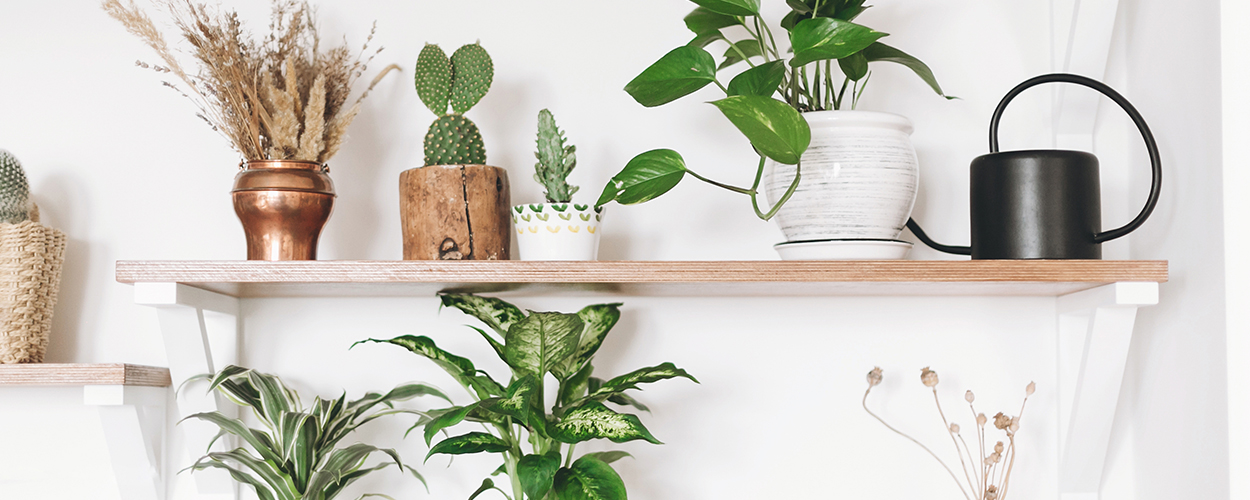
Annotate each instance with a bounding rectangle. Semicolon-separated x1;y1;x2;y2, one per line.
597;0;951;220
184;365;449;500
355;294;697;500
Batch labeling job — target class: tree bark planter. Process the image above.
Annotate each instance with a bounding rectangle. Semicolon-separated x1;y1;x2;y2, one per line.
232;160;335;261
400;164;511;260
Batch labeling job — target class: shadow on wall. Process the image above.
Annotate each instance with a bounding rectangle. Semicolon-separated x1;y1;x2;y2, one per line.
36;171;95;363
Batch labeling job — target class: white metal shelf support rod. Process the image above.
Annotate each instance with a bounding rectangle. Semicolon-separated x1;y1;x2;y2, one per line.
1056;281;1158;500
86;385;168;500
135;282;241;500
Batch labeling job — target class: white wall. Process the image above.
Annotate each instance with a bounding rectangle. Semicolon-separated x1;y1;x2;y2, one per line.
0;0;1229;499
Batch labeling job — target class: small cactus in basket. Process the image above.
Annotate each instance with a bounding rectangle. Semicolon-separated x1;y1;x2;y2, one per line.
533;109;578;204
415;42;493;166
0;150;31;224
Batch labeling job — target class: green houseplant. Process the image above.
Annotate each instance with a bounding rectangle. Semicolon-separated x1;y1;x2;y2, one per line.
184;365;448;500
400;42;512;261
355;294;697;500
513;109;605;261
598;0;950;256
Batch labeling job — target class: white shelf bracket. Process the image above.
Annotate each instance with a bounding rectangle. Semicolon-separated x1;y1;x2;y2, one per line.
135;282;241;499
1052;0;1122;151
86;385;168;500
1056;281;1158;500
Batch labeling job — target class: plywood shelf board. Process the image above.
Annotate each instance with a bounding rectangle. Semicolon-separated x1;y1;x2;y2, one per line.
0;363;171;387
115;260;1169;298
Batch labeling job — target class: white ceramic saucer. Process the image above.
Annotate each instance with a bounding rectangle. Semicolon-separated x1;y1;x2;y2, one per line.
774;239;913;260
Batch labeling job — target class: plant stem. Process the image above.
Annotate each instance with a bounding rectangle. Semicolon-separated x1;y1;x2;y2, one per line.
504;450;523;500
748;155;801;220
686;167;754;195
714;78;729;94
726;41;757;68
933;389;978;499
864;388;972;500
565;443;577;468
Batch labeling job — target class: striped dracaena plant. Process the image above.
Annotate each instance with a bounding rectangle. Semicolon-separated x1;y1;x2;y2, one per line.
354;294;698;500
183;365;450;500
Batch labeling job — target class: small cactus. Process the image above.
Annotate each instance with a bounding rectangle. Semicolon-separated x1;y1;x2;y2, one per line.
415;42;493;166
0;150;31;224
533;109;578;203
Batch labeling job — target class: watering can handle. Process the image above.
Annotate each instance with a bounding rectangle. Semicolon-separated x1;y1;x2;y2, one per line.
989;73;1163;243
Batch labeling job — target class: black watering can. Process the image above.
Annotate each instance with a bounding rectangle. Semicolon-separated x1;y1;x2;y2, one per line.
907;73;1162;260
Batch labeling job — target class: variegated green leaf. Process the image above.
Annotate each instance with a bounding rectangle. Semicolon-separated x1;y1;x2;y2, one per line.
305;444;403;499
354;335;477;387
557;362;594;407
553;304;622;380
581;451;633;464
249;370;296;427
552;455;627;500
187;455;283;500
426;432;511;460
467;372;507;399
552;402;661;444
518;452;562;500
594;362;699;395
440;293;526;338
182;412;284;465
202;449;295;500
479;375;540;427
466;325;507;364
468;478;502;500
606;392;651;413
322;461;409;499
422;404;479;446
504;312;584;378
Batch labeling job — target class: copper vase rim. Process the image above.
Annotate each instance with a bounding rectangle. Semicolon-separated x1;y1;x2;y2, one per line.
234;161;335;195
243;159;326;171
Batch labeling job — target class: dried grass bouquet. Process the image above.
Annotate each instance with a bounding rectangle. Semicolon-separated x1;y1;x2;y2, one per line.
102;0;398;164
864;366;1035;500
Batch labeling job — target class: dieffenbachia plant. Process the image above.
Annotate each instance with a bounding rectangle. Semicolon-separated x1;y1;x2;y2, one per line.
183;365;448;500
355;294;698;500
597;0;951;220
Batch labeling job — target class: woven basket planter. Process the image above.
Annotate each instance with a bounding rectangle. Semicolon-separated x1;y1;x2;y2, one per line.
0;210;66;364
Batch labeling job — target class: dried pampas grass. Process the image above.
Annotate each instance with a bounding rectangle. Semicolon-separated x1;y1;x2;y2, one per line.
102;0;398;164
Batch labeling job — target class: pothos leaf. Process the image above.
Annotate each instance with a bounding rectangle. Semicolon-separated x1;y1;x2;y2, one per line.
597;149;687;207
426;432;511;461
709;95;811;165
719;39;763;70
684;6;738;35
788;17;886;67
690;0;760;16
624;46;717;107
552;455;627;500
552;402;661;445
860;41;951;97
727;60;787;97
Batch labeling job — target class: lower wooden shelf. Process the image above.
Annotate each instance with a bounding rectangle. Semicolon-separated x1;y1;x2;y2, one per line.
0;363;171;387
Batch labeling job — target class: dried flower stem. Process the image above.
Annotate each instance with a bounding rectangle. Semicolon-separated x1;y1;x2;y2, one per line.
863;388;972;500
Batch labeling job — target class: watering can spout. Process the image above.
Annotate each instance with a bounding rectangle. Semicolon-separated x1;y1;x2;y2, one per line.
907;73;1161;260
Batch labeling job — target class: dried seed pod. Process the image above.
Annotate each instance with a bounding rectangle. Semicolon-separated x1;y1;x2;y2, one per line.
994;441;1004;454
977;413;987;426
1026;381;1036;396
867;367;883;387
921;367;939;387
949;423;960;434
994;412;1011;430
965;390;975;403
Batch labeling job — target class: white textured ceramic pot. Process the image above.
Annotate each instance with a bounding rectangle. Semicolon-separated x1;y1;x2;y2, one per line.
512;203;603;260
764;110;920;242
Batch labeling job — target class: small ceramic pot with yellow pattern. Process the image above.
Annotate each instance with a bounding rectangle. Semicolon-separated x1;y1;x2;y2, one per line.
512;203;603;260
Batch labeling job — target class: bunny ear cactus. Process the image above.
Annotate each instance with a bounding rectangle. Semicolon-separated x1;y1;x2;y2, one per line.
534;109;579;203
416;42;493;166
0;150;31;224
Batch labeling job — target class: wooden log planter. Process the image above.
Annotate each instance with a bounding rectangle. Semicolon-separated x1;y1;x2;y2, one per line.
399;164;511;260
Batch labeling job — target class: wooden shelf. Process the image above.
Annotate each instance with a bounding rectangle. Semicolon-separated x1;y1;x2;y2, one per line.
115;260;1168;297
0;363;171;387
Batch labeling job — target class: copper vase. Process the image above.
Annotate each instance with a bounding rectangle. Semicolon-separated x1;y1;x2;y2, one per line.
232;160;335;260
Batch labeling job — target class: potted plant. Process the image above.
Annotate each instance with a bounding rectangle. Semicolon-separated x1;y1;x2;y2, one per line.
355;293;697;500
185;365;448;499
0;150;65;364
400;42;511;261
103;0;397;260
597;0;951;259
513;109;604;261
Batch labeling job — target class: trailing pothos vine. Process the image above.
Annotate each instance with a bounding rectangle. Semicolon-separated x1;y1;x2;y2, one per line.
598;0;951;220
356;294;697;500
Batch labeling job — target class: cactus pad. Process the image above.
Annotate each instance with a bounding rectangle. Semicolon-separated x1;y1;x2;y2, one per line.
449;43;493;114
0;150;30;224
424;114;486;166
415;44;452;115
533;109;578;203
